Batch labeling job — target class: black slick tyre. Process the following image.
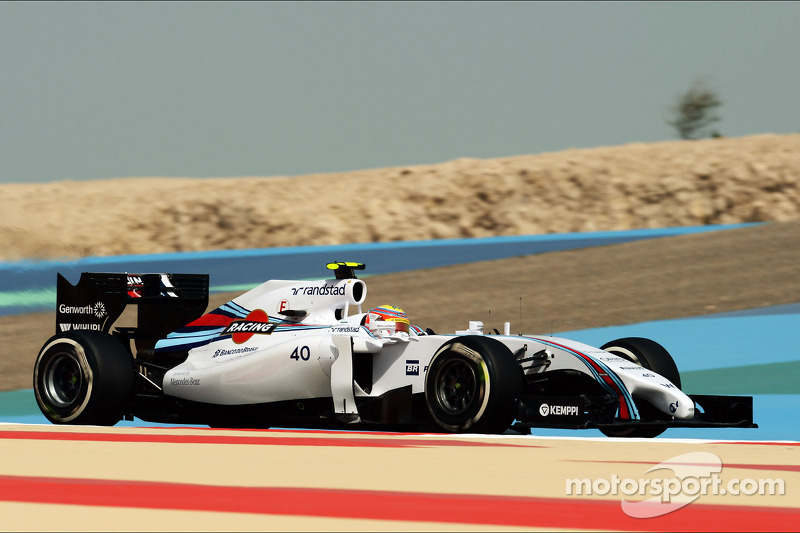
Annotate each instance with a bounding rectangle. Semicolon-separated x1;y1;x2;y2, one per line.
33;331;135;425
424;335;523;434
599;337;682;438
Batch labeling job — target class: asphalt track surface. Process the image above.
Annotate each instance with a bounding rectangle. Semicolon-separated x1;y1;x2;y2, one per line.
2;224;798;531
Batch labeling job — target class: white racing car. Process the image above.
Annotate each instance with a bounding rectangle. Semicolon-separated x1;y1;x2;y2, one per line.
33;262;755;437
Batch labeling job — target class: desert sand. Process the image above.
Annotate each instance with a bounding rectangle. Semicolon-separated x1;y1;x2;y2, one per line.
1;133;799;391
1;133;798;261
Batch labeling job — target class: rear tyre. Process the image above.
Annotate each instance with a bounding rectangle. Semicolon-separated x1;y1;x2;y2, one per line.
599;337;681;438
425;336;523;434
33;331;135;425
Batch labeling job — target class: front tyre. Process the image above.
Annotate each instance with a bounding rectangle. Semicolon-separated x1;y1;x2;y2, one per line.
33;332;135;425
425;336;522;434
599;337;681;438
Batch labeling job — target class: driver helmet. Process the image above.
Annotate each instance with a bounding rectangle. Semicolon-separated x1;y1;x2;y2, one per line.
365;305;410;335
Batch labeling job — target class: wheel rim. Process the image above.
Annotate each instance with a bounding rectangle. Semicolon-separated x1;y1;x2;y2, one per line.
606;346;643;367
42;352;83;408
434;358;477;415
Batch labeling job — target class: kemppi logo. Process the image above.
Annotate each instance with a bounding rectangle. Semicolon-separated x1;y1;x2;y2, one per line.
539;403;579;417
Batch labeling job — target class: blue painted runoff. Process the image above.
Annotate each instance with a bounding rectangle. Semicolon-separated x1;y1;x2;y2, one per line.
559;310;800;372
0;224;756;316
2;223;796;441
2;303;797;441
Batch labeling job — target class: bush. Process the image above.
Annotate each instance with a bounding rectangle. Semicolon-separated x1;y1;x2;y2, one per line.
666;79;723;140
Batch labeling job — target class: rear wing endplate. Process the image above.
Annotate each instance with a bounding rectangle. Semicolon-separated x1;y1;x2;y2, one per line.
56;273;209;347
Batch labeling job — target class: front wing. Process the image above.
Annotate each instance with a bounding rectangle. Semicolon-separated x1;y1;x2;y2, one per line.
513;394;756;432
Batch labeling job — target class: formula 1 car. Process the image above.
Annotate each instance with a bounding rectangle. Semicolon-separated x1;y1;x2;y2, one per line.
33;262;756;437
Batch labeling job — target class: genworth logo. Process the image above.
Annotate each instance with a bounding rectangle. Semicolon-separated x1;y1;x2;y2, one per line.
58;301;106;319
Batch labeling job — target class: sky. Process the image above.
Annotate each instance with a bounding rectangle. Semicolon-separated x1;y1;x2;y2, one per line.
1;1;798;184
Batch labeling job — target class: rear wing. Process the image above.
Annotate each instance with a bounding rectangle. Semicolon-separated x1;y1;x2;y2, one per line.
56;272;209;349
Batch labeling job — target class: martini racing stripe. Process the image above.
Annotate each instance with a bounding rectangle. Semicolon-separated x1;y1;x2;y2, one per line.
154;339;218;352
222;301;250;317
155;335;224;352
182;304;249;329
167;328;225;339
271;324;331;333
527;336;639;420
183;313;238;328
154;324;333;352
162;303;252;345
151;285;363;354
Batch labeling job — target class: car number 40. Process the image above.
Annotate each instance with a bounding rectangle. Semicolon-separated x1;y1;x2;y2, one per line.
290;345;311;361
